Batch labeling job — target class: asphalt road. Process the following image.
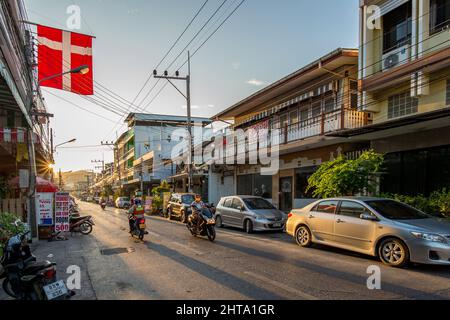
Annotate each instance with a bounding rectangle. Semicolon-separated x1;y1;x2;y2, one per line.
75;201;450;300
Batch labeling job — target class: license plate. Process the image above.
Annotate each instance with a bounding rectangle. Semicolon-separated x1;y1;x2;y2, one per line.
43;280;68;300
139;224;146;229
272;223;282;228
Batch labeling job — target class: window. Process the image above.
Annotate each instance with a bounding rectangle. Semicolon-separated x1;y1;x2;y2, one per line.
388;92;418;119
365;200;430;220
299;106;309;122
289;110;298;124
383;2;412;53
223;198;233;208
447;80;450;105
295;167;317;198
338;201;368;218
237;174;272;199
311;101;322;117
324;97;335;113
231;198;243;210
243;198;275;210
280;114;288;129
314;200;338;214
430;0;450;34
6;110;15;127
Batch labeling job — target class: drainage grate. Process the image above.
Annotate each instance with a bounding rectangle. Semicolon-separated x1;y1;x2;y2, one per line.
100;247;135;256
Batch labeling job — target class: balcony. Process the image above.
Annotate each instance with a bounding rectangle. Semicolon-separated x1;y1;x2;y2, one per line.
275;109;371;145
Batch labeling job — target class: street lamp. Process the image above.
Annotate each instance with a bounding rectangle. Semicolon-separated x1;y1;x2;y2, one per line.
38;65;90;85
53;138;76;152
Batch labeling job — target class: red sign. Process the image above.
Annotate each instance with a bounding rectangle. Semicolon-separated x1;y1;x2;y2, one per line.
54;192;70;232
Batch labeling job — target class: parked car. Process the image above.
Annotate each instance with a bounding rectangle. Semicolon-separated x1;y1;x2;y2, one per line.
115;197;131;209
287;197;450;267
215;196;287;233
167;193;196;223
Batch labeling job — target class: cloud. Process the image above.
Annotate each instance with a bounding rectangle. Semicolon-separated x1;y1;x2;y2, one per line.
246;78;266;86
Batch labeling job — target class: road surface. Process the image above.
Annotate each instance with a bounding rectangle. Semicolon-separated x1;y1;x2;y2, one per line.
67;201;450;300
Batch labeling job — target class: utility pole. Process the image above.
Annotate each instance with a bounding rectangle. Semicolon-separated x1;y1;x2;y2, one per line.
154;51;193;192
101;141;121;191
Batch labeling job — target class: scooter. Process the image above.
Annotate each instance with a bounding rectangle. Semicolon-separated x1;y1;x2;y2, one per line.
186;207;216;242
128;215;147;241
70;214;94;235
1;231;74;300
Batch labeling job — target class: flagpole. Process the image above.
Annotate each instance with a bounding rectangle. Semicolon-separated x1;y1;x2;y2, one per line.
19;20;96;38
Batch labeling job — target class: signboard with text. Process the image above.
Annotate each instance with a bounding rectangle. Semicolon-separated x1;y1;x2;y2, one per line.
55;192;70;233
36;192;54;226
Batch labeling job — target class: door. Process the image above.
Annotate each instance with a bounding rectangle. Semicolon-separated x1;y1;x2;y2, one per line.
279;177;293;212
229;198;245;227
220;197;234;225
334;201;377;251
307;200;338;242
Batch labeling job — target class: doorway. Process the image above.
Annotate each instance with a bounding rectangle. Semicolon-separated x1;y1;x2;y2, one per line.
279;177;293;212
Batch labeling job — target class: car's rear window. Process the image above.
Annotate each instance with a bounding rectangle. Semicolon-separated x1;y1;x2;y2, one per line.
243;198;275;210
182;195;195;204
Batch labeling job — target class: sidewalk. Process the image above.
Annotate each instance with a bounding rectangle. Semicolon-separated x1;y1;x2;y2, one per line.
0;233;97;300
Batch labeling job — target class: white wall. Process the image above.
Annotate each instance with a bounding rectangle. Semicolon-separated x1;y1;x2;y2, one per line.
208;171;235;206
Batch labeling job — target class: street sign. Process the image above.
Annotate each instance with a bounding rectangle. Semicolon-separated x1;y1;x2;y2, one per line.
36;192;53;226
55;192;70;233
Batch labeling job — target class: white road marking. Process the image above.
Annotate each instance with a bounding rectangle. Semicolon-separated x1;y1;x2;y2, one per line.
244;271;319;300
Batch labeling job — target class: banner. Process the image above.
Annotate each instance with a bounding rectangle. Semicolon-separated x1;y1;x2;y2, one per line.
36;192;54;226
55;192;70;232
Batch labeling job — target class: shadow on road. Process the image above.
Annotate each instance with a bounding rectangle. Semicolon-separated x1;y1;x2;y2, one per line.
214;240;447;299
145;241;285;300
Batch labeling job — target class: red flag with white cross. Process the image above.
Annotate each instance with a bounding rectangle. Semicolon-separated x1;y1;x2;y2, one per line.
37;25;94;95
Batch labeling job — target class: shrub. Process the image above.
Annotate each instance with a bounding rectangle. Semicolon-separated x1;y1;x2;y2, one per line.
0;213;27;256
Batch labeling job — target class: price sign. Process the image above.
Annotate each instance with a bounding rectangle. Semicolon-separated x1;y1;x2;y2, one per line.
36;193;54;226
55;192;70;233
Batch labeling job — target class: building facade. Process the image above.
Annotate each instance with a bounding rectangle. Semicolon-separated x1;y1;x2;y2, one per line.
331;0;450;196
114;113;211;196
0;0;52;219
213;48;372;212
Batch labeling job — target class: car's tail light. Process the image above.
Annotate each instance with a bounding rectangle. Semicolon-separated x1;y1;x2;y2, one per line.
288;213;293;219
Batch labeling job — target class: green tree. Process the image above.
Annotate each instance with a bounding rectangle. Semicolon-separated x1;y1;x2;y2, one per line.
0;213;27;256
307;150;384;198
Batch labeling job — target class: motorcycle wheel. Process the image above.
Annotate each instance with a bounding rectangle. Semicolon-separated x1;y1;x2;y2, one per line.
206;226;216;242
2;278;18;299
80;222;93;235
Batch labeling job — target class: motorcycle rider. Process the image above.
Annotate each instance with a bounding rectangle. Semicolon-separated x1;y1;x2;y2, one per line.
190;194;205;234
128;197;145;233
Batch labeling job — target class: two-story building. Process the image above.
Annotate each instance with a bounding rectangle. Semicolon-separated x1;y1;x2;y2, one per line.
114;113;211;195
330;0;450;196
213;48;372;212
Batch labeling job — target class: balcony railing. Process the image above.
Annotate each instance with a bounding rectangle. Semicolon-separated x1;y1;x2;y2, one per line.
275;109;370;145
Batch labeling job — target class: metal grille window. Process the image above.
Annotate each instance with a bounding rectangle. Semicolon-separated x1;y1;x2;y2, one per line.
388;92;418;119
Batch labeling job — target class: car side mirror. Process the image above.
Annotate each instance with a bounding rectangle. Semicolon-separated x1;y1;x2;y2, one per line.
360;213;378;221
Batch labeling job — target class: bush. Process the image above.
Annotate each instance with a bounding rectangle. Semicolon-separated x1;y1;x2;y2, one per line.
307;150;384;198
0;213;27;256
379;190;450;218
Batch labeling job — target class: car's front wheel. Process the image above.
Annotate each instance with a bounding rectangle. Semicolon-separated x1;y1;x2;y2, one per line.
295;225;312;247
378;238;410;268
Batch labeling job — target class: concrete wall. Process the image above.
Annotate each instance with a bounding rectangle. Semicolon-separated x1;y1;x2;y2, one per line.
208;171;235;206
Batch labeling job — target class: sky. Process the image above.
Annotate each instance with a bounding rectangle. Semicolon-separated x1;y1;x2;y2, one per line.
25;0;359;172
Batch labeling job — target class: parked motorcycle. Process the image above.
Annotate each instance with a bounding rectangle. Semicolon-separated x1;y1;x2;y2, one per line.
186;207;216;242
1;231;74;300
128;214;147;241
69;214;94;235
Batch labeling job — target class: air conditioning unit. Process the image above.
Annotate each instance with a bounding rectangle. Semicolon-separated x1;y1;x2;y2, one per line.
382;45;410;71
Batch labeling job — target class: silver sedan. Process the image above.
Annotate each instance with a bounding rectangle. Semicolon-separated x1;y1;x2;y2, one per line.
286;197;450;267
215;196;287;233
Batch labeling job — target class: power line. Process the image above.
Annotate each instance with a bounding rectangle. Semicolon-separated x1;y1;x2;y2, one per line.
104;0;212;141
